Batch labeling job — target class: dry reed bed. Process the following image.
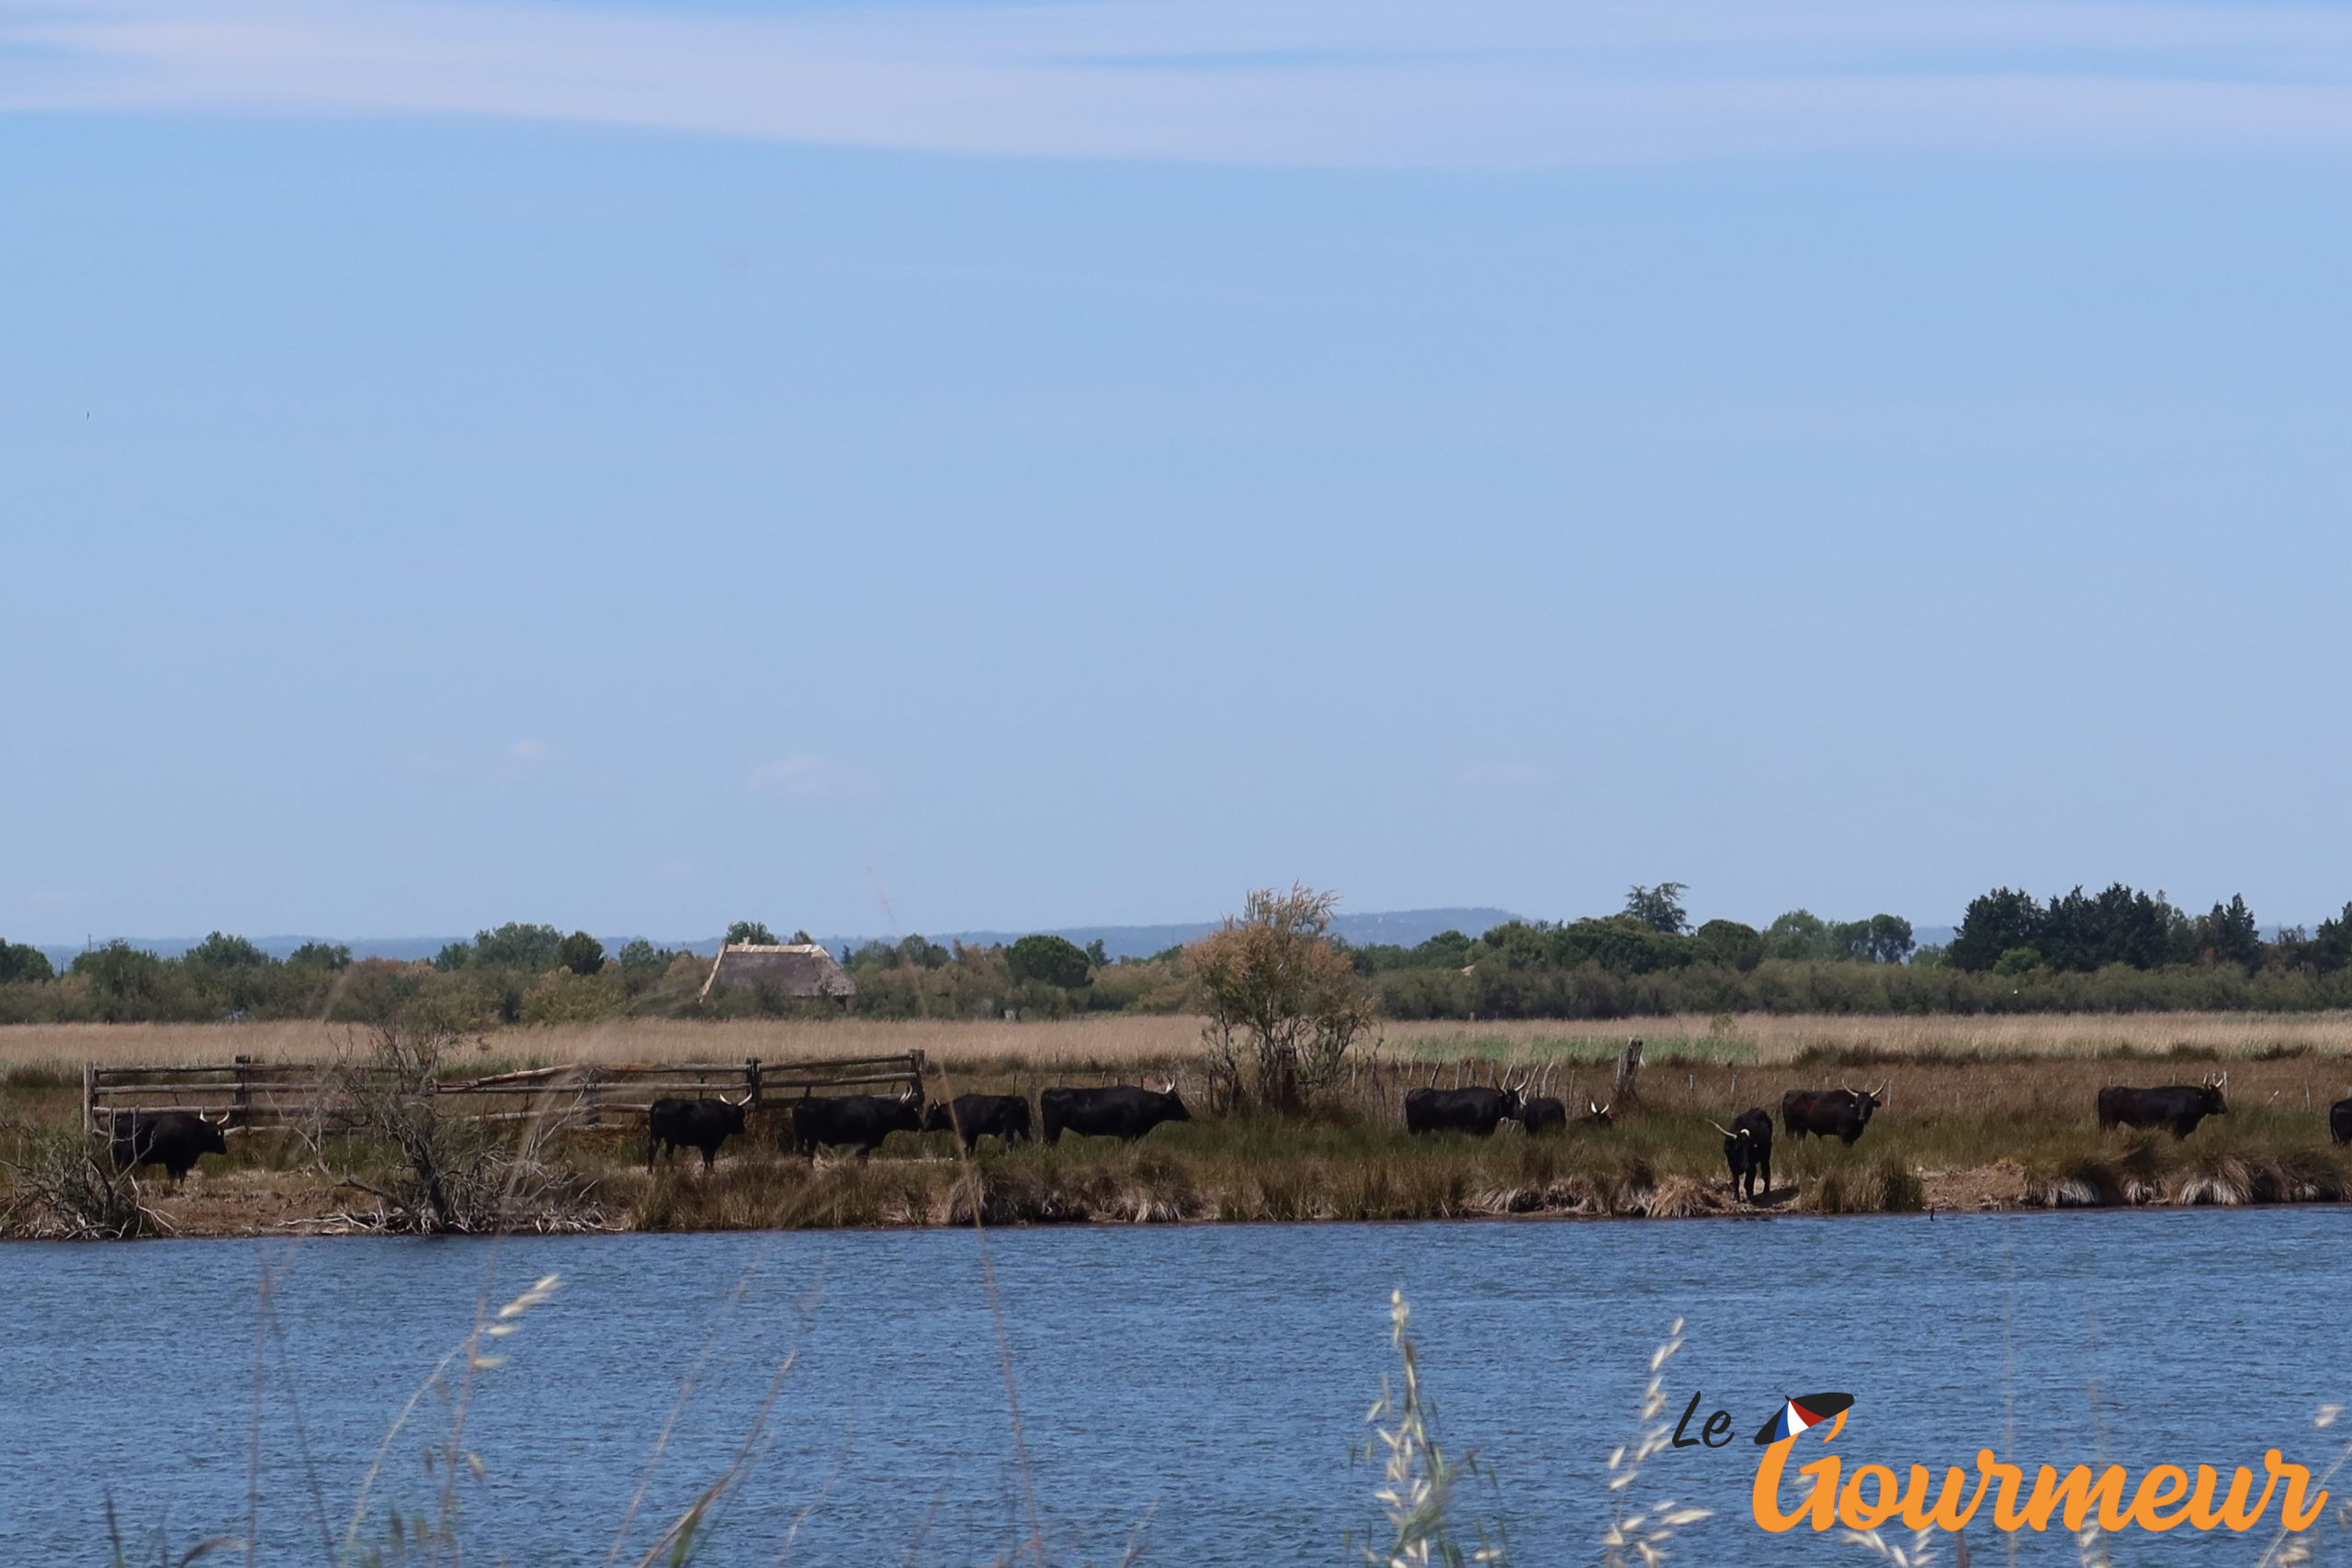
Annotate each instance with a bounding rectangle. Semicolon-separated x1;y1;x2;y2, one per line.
8;1053;2346;1234
14;1010;2352;1077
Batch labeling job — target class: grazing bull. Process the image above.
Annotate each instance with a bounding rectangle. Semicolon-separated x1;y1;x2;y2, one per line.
923;1093;1033;1153
2332;1096;2351;1146
1576;1099;1616;1130
1039;1082;1190;1145
1781;1085;1884;1145
1711;1108;1774;1202
2097;1075;2228;1139
1514;1065;1566;1135
787;1091;924;1158
105;1110;229;1185
647;1096;749;1171
1404;1075;1525;1137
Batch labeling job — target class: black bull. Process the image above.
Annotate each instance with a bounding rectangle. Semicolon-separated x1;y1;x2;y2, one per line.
788;1092;925;1157
1713;1107;1774;1201
106;1110;229;1183
2333;1098;2351;1146
647;1097;748;1170
1403;1086;1523;1137
923;1093;1034;1152
1780;1087;1884;1145
1038;1085;1190;1145
2098;1079;2228;1139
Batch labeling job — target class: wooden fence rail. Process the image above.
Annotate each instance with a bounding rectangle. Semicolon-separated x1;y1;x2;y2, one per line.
85;1051;927;1134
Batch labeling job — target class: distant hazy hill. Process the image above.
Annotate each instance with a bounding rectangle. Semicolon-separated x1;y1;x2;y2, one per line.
32;908;1522;971
801;908;1522;964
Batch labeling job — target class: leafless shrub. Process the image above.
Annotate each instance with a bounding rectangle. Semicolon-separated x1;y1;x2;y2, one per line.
300;1019;606;1235
0;1120;156;1238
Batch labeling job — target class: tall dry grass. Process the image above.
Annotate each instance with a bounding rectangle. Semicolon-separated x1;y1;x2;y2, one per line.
13;1010;2352;1078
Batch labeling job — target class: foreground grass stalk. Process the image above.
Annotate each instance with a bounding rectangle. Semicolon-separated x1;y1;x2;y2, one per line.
1363;1290;1507;1567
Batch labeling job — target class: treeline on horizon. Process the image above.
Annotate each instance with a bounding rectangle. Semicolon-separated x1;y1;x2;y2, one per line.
7;883;2352;1030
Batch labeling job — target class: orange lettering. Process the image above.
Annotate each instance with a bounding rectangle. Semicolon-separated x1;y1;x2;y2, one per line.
1750;1440;1810;1533
2217;1463;2278;1531
2268;1450;2328;1532
1981;1452;2031;1532
2020;1465;2131;1533
2130;1466;2190;1531
1840;1465;1902;1530
1899;1464;1984;1532
1750;1421;1845;1533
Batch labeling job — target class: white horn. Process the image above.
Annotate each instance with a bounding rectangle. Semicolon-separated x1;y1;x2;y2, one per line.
1708;1120;1736;1138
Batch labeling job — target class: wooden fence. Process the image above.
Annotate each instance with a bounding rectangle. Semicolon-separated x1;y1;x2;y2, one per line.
84;1052;927;1134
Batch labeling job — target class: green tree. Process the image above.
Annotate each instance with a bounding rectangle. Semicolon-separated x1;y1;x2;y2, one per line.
2198;895;2262;969
1949;888;2042;973
725;919;778;946
1691;919;1764;972
556;931;606;976
183;931;271;970
69;942;179;1020
1084;938;1110;968
616;938;673;974
288;941;352;971
1862;914;1916;964
1760;910;1834;963
431;940;474;973
1623;883;1690;935
469;922;564;969
1006;933;1092;989
2308;903;2352;975
0;940;55;985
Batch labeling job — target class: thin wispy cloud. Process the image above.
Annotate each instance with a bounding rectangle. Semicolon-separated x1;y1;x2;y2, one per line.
6;0;2352;165
749;753;876;799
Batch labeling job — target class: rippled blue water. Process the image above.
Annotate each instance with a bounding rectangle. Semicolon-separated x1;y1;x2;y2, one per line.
2;1210;2346;1564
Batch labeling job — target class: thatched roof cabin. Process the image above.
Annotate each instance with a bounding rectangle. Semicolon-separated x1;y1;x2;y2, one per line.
699;942;857;1005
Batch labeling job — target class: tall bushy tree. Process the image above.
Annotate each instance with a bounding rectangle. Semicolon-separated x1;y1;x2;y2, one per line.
2309;903;2352;974
1949;888;2043;973
2198;895;2262;969
184;931;271;970
1005;933;1091;989
1623;883;1690;935
1193;885;1376;1112
555;931;606;976
1760;910;1834;962
724;919;778;946
1691;919;1764;971
469;923;564;969
0;940;55;985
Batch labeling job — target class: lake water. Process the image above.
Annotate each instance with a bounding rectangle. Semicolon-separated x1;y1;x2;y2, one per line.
2;1210;2346;1564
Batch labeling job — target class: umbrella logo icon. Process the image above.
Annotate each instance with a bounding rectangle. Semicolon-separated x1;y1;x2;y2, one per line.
1754;1392;1855;1446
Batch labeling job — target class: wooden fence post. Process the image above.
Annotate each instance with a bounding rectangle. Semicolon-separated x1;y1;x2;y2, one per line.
1615;1037;1645;1108
233;1055;252;1130
746;1057;763;1110
83;1060;96;1134
908;1049;927;1097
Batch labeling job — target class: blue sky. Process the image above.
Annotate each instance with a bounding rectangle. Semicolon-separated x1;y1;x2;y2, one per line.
4;0;2350;942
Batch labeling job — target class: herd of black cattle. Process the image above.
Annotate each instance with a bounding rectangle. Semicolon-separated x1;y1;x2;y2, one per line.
93;1068;2352;1204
